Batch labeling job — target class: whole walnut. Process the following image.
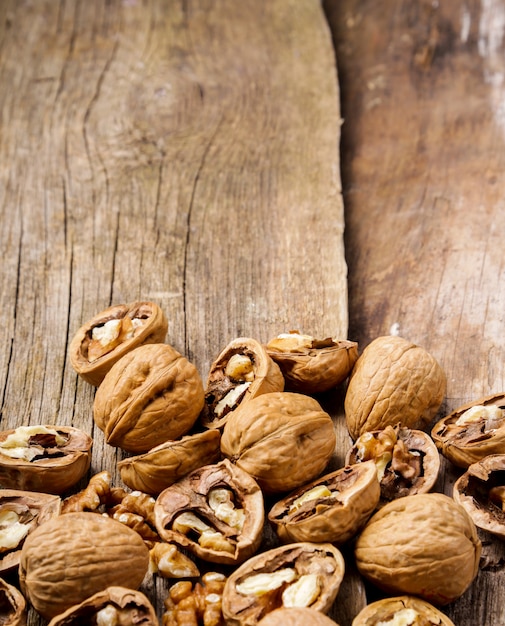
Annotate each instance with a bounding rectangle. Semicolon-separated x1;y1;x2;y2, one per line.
258;607;340;626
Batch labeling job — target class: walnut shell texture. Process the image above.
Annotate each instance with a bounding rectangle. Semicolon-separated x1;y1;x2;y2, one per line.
69;301;168;386
344;335;446;440
354;493;481;605
258;607;340;626
19;512;149;619
0;577;27;626
220;391;336;493
351;595;455;626
93;343;205;453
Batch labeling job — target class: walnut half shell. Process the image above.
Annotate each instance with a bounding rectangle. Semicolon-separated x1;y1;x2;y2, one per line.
0;577;27;626
351;596;455;626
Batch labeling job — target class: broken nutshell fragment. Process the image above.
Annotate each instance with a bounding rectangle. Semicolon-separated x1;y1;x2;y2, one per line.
0;577;27;626
221;542;345;626
265;330;358;394
268;460;380;545
69;301;168;386
201;337;285;430
431;393;505;468
345;424;440;504
351;595;455;626
0;425;92;494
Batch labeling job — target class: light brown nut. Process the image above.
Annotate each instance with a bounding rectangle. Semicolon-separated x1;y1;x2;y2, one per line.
149;542;200;578
46;586;158;625
453;453;505;539
265;331;358;394
93;343;205;453
0;489;61;574
201;337;285;430
0;577;27;626
431;393;505;468
154;459;264;565
268;460;380;545
220;392;336;494
61;470;112;513
163;572;227;626
345;424;440;505
19;511;150;619
69;300;168;386
221;542;345;626
354;493;481;606
118;429;222;496
344;335;446;440
258;607;340;626
0;425;92;495
351;595;455;626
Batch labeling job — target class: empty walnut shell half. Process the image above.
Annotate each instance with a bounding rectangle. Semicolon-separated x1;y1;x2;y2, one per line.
221;542;345;626
118;429;221;496
46;586;158;625
345;335;446;440
258;607;340;626
453;453;505;539
431;393;505;468
345;424;440;505
154;459;264;565
268;460;379;545
0;425;92;495
69;301;168;386
221;391;336;494
0;577;27;626
94;342;205;453
201;337;285;430
354;493;481;606
351;595;455;626
265;331;358;394
0;489;61;574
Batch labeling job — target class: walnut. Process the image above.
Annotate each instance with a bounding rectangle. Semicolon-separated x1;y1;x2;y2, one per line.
351;595;455;625
258;607;340;626
0;577;27;626
149;542;200;578
162;572;227;626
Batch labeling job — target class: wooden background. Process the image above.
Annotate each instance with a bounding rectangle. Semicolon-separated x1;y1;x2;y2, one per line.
1;0;504;624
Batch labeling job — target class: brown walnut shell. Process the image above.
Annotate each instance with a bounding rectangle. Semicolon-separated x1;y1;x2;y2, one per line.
201;337;285;430
345;424;440;505
94;343;205;453
220;391;336;494
0;577;27;626
351;595;455;626
46;586;158;625
0;425;92;495
118;429;221;496
265;331;358;394
69;301;168;386
344;335;446;440
258;607;340;626
354;493;481;606
154;459;264;565
19;511;149;619
431;393;505;468
0;489;61;574
221;542;345;626
268;460;379;545
453;453;505;539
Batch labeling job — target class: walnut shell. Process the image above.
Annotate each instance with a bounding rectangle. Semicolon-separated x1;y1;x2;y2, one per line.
0;577;27;626
265;331;358;394
201;337;285;430
354;493;481;605
258;607;340;626
345;424;440;505
19;511;149;619
69;301;168;386
351;595;455;626
453;453;505;539
222;542;345;626
46;586;158;625
220;392;336;494
94;343;205;453
118;429;221;496
154;459;264;565
0;425;92;494
268;460;379;545
431;393;505;468
344;336;446;440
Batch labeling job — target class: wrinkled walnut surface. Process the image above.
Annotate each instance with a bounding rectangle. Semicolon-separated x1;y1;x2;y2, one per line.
258;606;340;626
351;595;455;625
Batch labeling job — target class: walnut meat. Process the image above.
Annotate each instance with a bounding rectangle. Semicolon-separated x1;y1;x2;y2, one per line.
19;512;150;619
265;331;358;394
268;460;379;545
201;337;285;430
69;301;168;386
221;542;345;626
220;392;336;494
354;493;481;605
258;607;340;626
94;343;205;453
351;596;455;626
0;577;27;626
344;336;446;440
0;425;92;494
